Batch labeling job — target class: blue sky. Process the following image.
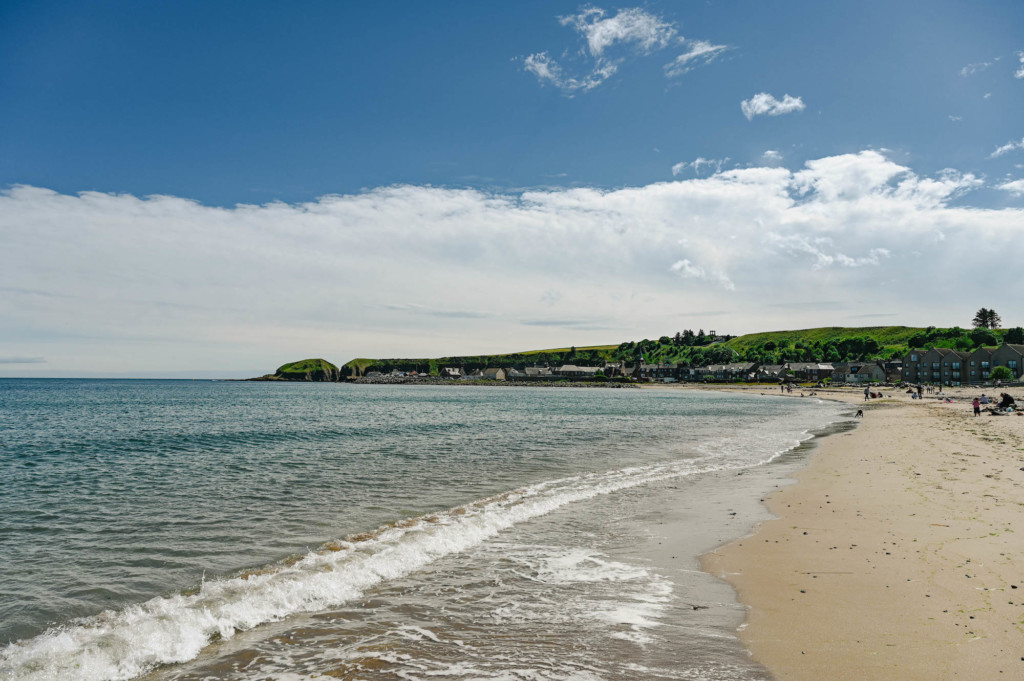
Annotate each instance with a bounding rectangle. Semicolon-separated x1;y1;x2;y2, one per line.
2;1;1024;376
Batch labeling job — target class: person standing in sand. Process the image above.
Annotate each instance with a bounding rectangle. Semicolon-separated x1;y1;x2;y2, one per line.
973;397;981;416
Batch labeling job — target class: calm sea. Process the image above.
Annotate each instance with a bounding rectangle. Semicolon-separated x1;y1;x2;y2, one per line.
0;380;847;681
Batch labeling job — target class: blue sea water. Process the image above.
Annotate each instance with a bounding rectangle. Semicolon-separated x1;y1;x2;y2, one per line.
0;380;847;681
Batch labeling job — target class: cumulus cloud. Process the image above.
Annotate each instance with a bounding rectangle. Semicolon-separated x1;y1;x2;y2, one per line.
990;137;1024;158
1016;51;1024;79
761;150;784;165
561;7;677;56
2;150;1017;375
740;92;805;120
663;40;729;77
999;179;1024;195
671;157;729;177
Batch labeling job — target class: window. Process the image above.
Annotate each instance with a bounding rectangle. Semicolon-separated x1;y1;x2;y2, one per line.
1010;360;1018;369
982;362;990;369
970;361;976;366
911;354;918;361
932;362;940;369
952;362;960;369
971;370;976;375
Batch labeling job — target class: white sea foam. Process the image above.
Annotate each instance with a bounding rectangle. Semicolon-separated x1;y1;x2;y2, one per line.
0;423;827;681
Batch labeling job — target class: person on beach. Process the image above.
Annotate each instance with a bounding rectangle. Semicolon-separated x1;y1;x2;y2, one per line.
917;385;923;399
998;393;1016;409
864;387;870;401
980;394;989;404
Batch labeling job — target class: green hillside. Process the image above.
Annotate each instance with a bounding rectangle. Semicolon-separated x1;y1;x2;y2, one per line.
274;358;340;381
341;324;1023;377
723;326;925;353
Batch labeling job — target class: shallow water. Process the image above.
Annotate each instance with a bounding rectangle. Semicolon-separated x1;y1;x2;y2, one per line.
0;380;846;681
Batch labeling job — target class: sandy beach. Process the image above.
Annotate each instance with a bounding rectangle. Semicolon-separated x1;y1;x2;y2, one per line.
697;385;1024;680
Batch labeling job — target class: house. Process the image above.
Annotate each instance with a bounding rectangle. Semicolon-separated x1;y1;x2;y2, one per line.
902;350;924;383
990;344;1024;380
786;363;834;381
755;364;788;382
833;362;886;384
880;360;903;382
440;367;463;379
524;366;553;379
702;362;757;381
481;368;506;381
966;346;997;384
556;365;601;378
640;363;677;381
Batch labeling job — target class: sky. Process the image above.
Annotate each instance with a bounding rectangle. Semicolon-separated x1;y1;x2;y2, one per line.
2;0;1024;377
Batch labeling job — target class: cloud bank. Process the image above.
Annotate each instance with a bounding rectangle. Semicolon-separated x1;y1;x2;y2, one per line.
1;151;1021;375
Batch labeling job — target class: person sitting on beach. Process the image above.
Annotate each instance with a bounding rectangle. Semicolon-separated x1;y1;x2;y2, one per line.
973;397;981;416
980;394;990;404
998;393;1016;409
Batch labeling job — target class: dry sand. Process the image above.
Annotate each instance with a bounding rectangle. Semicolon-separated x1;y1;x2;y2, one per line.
696;385;1024;680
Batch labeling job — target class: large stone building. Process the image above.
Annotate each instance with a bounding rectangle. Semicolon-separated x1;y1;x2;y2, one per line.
903;344;1024;385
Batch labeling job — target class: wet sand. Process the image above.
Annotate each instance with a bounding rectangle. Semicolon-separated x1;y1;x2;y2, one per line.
698;386;1024;680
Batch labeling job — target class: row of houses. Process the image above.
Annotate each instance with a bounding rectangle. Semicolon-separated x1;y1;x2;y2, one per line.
902;344;1024;386
427;345;1024;386
436;360;898;384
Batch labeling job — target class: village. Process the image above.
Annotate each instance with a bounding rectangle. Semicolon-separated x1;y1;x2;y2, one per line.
362;342;1024;386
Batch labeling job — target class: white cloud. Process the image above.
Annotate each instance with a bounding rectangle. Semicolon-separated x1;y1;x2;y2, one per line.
959;61;991;77
523;52;616;93
523;7;727;93
670;259;734;290
672;157;729;177
948;115;963;122
523;7;675;94
560;7;677;57
3;151;1017;376
990;137;1024;158
740;92;805;120
999;179;1024;195
1016;51;1024;79
761;150;784;165
663;40;729;77
984;92;992;99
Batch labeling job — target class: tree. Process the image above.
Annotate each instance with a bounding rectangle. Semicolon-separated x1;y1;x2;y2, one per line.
990;366;1013;381
1004;327;1024;345
973;308;1002;329
970;327;998;347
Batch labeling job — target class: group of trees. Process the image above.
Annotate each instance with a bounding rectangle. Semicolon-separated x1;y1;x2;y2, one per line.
972;308;1003;329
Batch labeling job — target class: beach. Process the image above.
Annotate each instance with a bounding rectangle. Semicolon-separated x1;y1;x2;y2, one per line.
699;386;1024;680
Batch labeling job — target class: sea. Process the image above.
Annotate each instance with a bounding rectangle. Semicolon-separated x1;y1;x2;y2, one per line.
0;379;850;681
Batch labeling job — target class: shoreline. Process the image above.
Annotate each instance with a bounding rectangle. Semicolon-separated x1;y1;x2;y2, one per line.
697;385;1024;680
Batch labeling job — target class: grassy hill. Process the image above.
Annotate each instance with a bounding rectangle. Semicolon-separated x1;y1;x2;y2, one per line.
340;325;1020;377
722;326;926;353
274;358;340;381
